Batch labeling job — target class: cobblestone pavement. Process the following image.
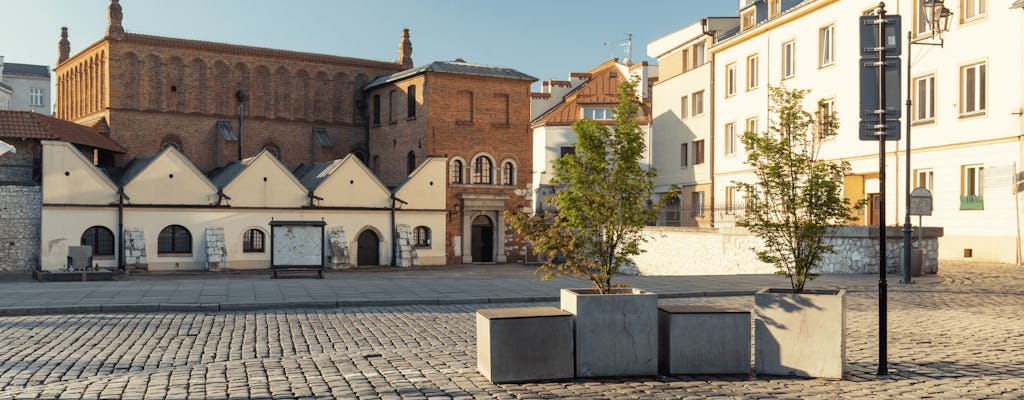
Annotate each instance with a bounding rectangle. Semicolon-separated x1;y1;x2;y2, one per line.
0;262;1020;399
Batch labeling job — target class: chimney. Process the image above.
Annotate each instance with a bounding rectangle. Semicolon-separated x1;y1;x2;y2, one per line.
397;28;413;69
107;0;125;40
57;27;70;65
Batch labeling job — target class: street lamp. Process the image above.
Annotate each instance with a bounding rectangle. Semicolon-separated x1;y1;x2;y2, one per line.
902;0;951;284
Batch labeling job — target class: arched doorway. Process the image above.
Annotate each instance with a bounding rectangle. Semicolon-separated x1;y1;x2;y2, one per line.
356;230;380;266
471;215;494;263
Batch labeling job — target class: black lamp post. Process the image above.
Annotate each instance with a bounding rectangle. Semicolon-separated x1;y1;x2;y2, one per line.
902;0;951;284
236;90;248;161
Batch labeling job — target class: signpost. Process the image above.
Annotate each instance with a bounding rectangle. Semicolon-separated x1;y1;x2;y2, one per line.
859;2;900;376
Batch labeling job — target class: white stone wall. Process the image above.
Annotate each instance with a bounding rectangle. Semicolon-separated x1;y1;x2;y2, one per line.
204;227;226;270
0;185;40;271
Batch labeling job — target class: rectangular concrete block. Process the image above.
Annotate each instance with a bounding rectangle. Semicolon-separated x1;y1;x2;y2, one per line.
561;288;658;377
476;306;574;383
754;288;846;379
658;305;751;375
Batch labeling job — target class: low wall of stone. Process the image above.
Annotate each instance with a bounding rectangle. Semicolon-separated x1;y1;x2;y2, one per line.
626;226;943;276
0;185;41;272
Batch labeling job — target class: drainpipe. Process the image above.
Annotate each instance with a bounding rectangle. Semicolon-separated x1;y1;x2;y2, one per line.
116;186;129;271
702;19;716;227
390;193;408;266
308;190;323;207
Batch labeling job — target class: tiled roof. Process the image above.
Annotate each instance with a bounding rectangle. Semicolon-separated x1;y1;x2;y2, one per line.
208;156;256;189
364;60;537;90
0;111;125;152
2;63;50;78
121;33;405;71
118;154;158;185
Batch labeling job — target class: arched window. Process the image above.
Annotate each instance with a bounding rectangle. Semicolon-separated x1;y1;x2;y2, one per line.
472;155;493;184
501;161;515;185
261;143;281;159
413;226;431;247
407;151;416;174
160;135;182;154
81;226;115;256
158;225;192;254
243;228;265;253
450;159;464;184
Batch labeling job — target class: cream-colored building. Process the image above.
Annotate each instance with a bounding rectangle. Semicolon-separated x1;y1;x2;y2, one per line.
40;140;447;272
695;0;1024;263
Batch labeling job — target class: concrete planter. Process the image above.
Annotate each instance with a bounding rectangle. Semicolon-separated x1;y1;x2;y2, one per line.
754;288;846;379
560;288;658;377
658;305;751;375
476;306;574;383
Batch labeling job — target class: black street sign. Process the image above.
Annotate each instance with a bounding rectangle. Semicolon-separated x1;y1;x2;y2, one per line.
858;120;901;141
860;59;902;119
860;15;902;57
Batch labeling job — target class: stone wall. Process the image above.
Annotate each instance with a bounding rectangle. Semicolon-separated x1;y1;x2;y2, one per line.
123;227;148;270
0;185;40;271
626;226;943;276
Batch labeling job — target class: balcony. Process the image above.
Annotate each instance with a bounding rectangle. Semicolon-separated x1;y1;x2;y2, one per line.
959;195;984;210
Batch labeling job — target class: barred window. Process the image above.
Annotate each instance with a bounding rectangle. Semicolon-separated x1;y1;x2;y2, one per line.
413;226;431;247
81;226;115;256
243;229;265;253
472;156;493;184
158;225;192;254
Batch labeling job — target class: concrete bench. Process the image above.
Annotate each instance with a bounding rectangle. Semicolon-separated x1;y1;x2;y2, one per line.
476;306;574;383
658;304;751;375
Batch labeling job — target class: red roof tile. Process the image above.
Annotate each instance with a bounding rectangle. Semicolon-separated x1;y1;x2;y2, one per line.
0;111;125;153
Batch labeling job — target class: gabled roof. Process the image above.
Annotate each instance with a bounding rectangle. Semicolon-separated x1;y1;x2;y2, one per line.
2;63;50;78
0;111;125;152
119;145;216;190
208;149;306;191
531;60;651;127
297;156;348;190
364;59;537;90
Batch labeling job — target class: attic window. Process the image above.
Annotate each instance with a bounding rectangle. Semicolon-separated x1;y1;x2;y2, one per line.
312;127;334;147
742;9;757;31
609;71;618;78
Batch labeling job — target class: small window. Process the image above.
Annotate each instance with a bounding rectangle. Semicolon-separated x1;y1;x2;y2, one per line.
407;85;417;118
662;195;681;226
817;98;836;139
746;117;759;136
581;107;615;120
691;191;705;217
960;0;986;23
741;9;756;31
407;151;416;174
243;229;265;253
372;94;381;126
158;225;192;254
414;226;431;247
914;168;934;191
725;186;741;213
725;63;737;97
725;122;737;155
960;164;984;210
913;75;936;122
746;54;759;91
450;159;464;184
81;226;115;256
694;140;705;165
770;0;782;17
501;161;515;185
472;156;493;184
388;90;397;123
691;91;704;116
819;24;835;68
29;88;45;107
680;96;689;119
782;40;795;79
680;143;689;167
560;147;576;157
681;49;691;72
692;42;706;67
959;62;986;117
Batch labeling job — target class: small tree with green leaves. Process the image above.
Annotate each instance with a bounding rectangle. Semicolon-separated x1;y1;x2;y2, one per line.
506;79;669;294
736;86;861;292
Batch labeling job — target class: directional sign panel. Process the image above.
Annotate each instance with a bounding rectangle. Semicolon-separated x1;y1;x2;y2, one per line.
860;15;902;57
858;120;901;141
860;59;902;119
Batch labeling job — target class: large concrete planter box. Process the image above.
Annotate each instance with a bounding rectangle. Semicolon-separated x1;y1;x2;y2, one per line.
658;305;751;375
754;288;846;379
476;306;574;383
560;288;658;377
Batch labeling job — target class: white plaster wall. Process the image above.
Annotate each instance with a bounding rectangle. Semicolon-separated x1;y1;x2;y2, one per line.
3;74;50;114
395;158;447;210
651;62;713;192
223;156;307;208
42;141;117;205
124;150;218;205
316;159;391;208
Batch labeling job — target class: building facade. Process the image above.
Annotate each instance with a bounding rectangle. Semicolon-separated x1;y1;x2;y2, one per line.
364;60;536;264
0;56;52;114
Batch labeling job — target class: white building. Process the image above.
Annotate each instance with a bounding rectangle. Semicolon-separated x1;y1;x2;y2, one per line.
700;0;1024;263
0;57;51;114
529;59;656;213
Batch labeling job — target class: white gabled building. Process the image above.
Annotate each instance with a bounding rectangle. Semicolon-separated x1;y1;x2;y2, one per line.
704;0;1024;263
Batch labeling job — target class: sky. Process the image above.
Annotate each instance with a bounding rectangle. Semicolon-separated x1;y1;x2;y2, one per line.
0;1;738;91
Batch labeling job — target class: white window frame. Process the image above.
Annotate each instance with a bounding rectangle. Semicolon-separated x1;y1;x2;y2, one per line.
691;90;704;116
692;42;706;67
746;54;759;91
959;62;986;117
581;106;614;120
818;98;836;140
746;117;759;136
914;168;934;191
782;40;795;79
819;24;835;68
29;88;45;107
680;96;688;119
913;74;936;123
960;0;986;23
725;122;737;156
725;63;737;97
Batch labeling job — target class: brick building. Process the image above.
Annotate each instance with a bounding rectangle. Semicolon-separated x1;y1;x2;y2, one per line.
363;60;536;264
54;0;408;171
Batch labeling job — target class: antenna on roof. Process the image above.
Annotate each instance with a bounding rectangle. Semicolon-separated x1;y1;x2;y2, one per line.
604;33;633;65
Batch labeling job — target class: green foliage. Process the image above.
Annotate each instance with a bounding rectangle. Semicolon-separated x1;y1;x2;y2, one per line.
736;86;861;292
506;79;669;294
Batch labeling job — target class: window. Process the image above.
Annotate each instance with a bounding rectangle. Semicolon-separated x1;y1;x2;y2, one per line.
960;0;986;23
662;195;680;226
407;85;417;118
372;155;380;173
680;143;689;167
770;0;782;17
746;54;759;91
741;9;756;31
472;156;493;184
560;147;576;157
725;63;737;97
914;0;930;35
372;94;380;125
725;122;737;155
817;98;836;138
914;168;934;191
725;186;741;213
413;226;431;247
694;140;705;165
158;225;192;254
692;191;705;217
81;226;115;256
746;117;759;136
681;49;691;72
501;161;515;185
581;107;614;120
388;90;397;123
819;24;835;67
782;41;795;79
960;164;984;210
243;229;265;253
913;75;936;122
459;91;474;122
680;96;689;119
29;88;45;107
692;42;706;67
450;159;464;184
407;151;416;174
959;62;986;116
691;91;704;116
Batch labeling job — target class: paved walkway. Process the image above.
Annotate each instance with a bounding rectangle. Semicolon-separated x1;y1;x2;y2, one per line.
0;263;955;315
0;262;1020;399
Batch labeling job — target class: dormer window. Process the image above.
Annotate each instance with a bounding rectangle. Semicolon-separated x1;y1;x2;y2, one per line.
770;0;782;17
581;107;615;120
741;9;757;31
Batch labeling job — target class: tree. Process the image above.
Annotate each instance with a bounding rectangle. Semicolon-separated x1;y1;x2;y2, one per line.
736;86;861;292
506;79;669;294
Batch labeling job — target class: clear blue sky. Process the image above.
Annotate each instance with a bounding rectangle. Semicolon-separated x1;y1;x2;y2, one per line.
1;1;738;90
